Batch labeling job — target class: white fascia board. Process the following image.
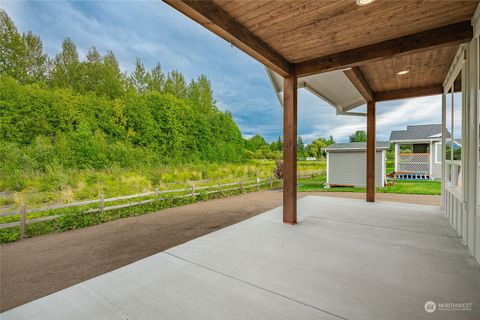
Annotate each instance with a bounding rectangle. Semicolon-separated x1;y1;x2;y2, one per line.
390;139;440;144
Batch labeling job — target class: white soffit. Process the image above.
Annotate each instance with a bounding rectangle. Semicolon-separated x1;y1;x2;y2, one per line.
266;68;366;113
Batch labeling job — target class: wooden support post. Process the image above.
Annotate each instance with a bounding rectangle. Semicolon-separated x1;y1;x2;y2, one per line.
270;177;274;188
99;192;105;212
239;180;244;193
283;67;297;224
256;177;260;191
191;184;195;197
19;204;26;239
366;101;376;202
154;187;159;196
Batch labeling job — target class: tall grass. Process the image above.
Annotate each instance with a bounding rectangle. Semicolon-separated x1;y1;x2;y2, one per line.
0;160;326;210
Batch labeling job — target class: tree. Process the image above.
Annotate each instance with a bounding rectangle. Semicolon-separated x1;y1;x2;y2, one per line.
129;58;148;93
297;136;305;158
270;136;283;152
147;62;164;92
188;74;214;113
101;51;125;98
349;130;367;142
307;138;327;159
244;134;268;152
164;70;188;98
0;10;46;83
51;37;80;88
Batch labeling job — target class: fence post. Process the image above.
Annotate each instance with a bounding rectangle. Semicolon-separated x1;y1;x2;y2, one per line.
239;180;244;193
19;204;26;239
191;184;195;197
99;192;104;212
256;177;260;191
270;177;274;188
154;187;159;196
219;183;223;195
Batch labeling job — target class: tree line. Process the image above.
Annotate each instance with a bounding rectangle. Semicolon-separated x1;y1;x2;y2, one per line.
0;9;246;183
0;9;344;190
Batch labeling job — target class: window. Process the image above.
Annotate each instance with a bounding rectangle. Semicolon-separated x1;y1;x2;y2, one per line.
435;143;442;164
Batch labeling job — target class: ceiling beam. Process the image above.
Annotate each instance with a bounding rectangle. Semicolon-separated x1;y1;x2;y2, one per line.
373;84;443;102
343;67;373;102
163;0;291;76
296;21;472;77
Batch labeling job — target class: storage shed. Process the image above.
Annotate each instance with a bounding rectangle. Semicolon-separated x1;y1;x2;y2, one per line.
324;142;389;188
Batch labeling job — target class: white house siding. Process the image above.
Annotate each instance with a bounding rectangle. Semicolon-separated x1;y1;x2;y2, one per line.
431;142;442;179
431;162;442;179
327;151;384;187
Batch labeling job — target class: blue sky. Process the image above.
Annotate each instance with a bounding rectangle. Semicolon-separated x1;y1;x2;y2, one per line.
2;0;443;143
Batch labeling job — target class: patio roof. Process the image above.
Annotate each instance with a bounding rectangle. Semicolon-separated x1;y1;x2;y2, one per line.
3;196;480;319
164;0;477;101
163;0;479;221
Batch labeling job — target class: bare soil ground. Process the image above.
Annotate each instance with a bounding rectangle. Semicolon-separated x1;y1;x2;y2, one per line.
0;191;440;311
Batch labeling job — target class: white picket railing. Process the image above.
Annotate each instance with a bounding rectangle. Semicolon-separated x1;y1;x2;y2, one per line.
398;153;430;173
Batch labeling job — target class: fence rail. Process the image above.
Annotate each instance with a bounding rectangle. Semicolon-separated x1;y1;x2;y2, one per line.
1;172;324;235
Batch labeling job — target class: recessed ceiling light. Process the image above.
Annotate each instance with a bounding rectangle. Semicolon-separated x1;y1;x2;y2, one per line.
356;0;375;6
397;70;410;75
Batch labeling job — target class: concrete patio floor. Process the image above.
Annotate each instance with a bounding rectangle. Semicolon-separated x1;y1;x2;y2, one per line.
2;196;480;320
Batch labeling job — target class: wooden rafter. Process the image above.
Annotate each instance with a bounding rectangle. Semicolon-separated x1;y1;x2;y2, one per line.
374;84;443;102
163;0;291;76
295;21;472;77
343;67;373;102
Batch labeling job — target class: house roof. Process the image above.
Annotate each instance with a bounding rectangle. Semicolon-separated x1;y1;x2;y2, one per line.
389;124;447;141
324;141;390;152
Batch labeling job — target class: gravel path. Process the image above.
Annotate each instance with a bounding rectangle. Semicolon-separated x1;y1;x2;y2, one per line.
0;191;440;311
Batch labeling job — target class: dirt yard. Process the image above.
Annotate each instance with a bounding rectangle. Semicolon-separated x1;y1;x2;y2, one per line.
0;191;440;311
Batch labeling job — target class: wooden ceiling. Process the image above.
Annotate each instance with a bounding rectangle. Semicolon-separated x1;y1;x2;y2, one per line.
214;0;477;62
164;0;479;101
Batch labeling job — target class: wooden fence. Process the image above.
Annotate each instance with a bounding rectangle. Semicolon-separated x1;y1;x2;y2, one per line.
0;172;323;236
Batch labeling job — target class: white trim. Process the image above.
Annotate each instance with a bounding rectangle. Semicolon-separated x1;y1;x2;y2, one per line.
429;141;433;176
382;150;386;187
390;139;441;144
444;45;466;90
326;152;330;184
473;2;480;37
434;142;442;164
394;143;399;172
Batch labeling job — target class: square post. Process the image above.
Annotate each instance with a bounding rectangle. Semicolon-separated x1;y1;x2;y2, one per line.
394;143;399;173
283;68;297;224
366;101;376;202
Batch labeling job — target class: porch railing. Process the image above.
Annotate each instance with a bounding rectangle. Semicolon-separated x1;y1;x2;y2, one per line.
398;153;430;173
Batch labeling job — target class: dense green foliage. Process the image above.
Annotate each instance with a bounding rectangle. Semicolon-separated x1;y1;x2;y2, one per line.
0;9;246;191
349;130;367;142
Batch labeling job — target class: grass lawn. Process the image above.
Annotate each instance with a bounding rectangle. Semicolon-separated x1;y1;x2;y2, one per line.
298;173;441;195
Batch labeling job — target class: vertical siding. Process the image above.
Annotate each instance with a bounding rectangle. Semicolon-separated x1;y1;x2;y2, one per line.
431;162;442;179
327;151;384;187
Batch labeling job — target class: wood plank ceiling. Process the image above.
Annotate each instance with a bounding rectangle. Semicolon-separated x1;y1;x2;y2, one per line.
166;0;479;100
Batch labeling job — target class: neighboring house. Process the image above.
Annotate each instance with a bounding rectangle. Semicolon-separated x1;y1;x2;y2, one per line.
389;124;448;180
324;142;389;188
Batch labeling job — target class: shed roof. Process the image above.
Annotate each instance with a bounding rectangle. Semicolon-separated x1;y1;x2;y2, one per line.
389;124;446;141
324;141;390;152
